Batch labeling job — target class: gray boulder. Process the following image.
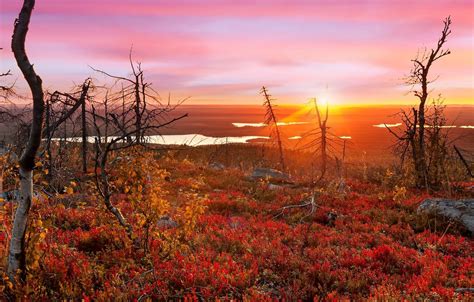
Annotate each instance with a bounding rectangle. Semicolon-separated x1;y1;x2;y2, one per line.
418;198;474;232
156;216;178;229
209;162;225;171
250;168;291;183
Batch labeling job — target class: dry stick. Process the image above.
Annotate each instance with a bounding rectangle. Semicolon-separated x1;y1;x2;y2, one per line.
81;90;88;173
453;145;473;178
273;195;319;219
455;288;474;294
436;219;453;247
45;95;52;181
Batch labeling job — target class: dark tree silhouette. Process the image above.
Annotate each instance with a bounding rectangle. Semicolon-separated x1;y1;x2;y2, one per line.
90;62;187;239
0;49;14;101
299;98;342;183
314;98;329;180
387;16;452;189
43;79;92;182
261;86;285;171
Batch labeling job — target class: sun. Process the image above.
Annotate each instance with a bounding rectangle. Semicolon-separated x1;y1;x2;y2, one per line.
319;97;329;107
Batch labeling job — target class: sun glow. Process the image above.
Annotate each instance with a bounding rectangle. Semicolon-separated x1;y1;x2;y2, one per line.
315;94;342;114
319;97;329;107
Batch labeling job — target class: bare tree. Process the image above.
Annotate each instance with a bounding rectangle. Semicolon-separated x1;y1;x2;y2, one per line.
261;86;285;171
388;16;452;189
43;79;92;179
0;53;14;102
0;70;13;95
0;49;23;150
299;98;341;183
90;62;187;239
314;98;328;180
8;0;45;283
0;50;21;149
81;83;88;173
44;80;91;139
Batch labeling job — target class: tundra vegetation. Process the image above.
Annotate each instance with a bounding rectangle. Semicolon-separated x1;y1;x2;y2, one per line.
0;2;473;301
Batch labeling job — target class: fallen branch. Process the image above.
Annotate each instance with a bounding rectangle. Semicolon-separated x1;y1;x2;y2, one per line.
274;194;319;220
454;145;473;178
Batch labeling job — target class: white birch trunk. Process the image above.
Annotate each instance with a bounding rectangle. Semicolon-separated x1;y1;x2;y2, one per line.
7;0;45;283
7;168;33;280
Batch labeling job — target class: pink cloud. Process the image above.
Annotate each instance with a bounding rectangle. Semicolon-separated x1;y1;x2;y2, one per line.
2;1;473;25
0;0;472;105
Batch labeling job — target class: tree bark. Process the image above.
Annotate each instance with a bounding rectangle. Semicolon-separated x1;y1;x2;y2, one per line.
314;98;328;181
412;17;451;189
82;93;88;173
45;96;53;181
8;168;32;282
99;146;133;238
43;81;90;138
416;77;428;188
8;0;45;283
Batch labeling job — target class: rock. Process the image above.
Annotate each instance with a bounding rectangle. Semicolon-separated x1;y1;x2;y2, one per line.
156;216;178;229
327;211;337;227
250;168;291;183
418;198;474;233
267;183;285;190
455;288;474;293
209;162;225;171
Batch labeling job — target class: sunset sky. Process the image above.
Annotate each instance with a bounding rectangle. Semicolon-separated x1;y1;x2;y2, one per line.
0;0;473;105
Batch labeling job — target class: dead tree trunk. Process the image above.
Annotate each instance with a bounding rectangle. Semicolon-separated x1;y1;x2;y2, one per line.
261;86;285;171
94;137;133;238
388;17;452;190
81;88;88;173
8;0;45;283
407;16;451;188
44;80;90;137
45;95;53;181
314;98;328;181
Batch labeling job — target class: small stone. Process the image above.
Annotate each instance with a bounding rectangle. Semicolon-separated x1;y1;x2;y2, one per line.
209;162;225;170
156;216;178;229
327;211;337;227
250;168;291;184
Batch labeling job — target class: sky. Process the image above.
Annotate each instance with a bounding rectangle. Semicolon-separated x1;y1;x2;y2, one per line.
0;0;473;105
